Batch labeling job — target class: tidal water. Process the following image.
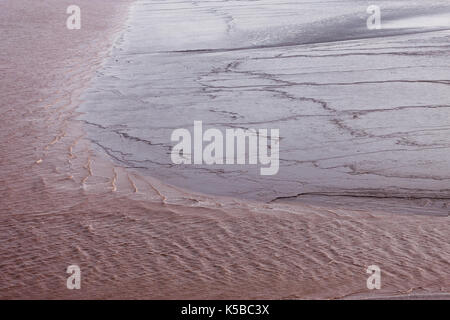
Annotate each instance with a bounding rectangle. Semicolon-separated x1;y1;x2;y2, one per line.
1;0;449;300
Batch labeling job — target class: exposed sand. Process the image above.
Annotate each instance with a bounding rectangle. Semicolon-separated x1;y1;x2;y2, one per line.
0;0;448;299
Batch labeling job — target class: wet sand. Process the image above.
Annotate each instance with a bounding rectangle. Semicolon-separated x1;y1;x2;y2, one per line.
80;0;450;216
0;0;449;299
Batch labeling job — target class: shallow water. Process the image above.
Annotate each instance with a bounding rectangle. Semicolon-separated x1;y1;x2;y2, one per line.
79;0;450;212
1;0;449;300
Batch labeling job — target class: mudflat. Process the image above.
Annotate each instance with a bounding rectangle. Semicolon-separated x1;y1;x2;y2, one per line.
0;0;448;299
